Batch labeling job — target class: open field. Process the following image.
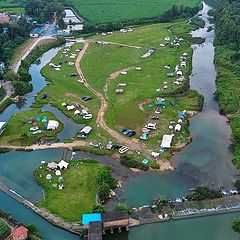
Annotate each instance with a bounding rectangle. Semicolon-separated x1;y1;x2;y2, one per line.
0;7;25;14
65;0;199;24
81;20;202;158
32;19;202;167
35;160;99;222
0;109;63;146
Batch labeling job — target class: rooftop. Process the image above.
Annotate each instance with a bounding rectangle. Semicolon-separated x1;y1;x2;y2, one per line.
102;211;129;223
82;213;102;225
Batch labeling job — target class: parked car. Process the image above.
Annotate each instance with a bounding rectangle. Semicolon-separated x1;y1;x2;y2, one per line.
70;73;78;77
119;146;129;154
151;116;159;120
81;96;92;101
83;114;93;120
90;141;101;148
120;128;136;137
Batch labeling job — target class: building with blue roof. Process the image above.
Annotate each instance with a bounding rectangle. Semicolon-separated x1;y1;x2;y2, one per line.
82;213;102;225
30;27;45;38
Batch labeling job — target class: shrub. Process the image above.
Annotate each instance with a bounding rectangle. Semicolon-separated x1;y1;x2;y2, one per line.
0;220;11;240
120;155;149;171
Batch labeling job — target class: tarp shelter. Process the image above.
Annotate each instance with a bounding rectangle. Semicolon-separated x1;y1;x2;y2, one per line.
47;120;59;130
155;100;166;106
160;134;173;148
74;110;81;115
80;126;92;135
82;213;102;225
58;160;69;170
179;110;187;119
48;161;58;170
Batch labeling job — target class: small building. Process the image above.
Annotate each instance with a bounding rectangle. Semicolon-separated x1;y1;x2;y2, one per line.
30;28;44;38
102;211;129;233
47;120;59;130
0;13;10;23
88;222;103;240
58;160;69;170
82;213;102;228
11;226;28;240
160;134;173;148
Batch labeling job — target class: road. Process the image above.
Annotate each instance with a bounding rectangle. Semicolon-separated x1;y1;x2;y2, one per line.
0;81;14;104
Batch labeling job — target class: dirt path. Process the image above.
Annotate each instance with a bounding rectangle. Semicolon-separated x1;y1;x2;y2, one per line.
0;81;14;104
103;67;135;99
75;40;142;151
13;36;55;73
1;140;87;151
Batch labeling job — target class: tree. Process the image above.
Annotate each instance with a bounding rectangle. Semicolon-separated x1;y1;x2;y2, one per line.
115;203;132;214
92;204;105;213
233;218;240;233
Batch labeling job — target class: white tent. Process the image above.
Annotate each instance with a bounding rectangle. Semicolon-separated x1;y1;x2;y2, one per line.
47;120;59;130
160;134;173;148
74;110;81;115
46;174;52;180
58;160;69;170
55;170;61;176
175;124;182;132
66;105;75;111
0;121;6;135
47;161;58;170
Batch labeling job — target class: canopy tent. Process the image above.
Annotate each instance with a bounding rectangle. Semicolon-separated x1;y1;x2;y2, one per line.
80;126;92;135
47;120;59;130
66;105;75;111
47;161;58;170
160;134;173;148
58;160;69;170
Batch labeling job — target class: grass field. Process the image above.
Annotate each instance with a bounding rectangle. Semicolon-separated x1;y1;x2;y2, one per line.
0;109;63;146
0;7;25;14
35;160;99;222
65;0;199;24
81;20;202;153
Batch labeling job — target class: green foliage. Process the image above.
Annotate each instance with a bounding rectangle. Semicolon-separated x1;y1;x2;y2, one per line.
25;0;65;23
186;186;222;201
66;0;199;25
234;180;240;192
0;220;11;240
120;155;149;171
92;204;105;213
0;88;6;101
96;166;117;202
115;203;133;214
233;217;240;233
0;98;13;113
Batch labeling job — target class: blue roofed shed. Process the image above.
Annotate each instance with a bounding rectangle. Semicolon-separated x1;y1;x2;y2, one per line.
82;213;102;225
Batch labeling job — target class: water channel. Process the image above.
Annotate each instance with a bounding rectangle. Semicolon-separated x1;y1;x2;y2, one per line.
0;2;239;239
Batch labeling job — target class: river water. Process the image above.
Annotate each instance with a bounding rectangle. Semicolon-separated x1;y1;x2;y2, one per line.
0;2;239;240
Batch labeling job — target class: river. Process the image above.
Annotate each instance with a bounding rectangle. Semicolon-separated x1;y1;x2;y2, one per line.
0;2;239;240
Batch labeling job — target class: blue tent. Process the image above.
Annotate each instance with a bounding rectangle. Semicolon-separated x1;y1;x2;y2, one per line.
179;111;187;119
36;117;41;122
155;100;166;106
82;213;102;225
142;159;149;164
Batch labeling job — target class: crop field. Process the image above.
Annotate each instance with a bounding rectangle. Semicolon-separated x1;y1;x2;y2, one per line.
65;0;199;24
0;0;23;8
0;7;25;14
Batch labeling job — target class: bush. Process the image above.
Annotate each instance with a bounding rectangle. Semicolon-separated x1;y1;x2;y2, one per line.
233;217;240;233
115;203;132;214
186;186;222;201
92;204;105;213
96;166;117;202
0;220;11;240
120;155;149;171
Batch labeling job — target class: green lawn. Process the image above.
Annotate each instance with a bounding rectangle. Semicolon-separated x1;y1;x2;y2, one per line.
81;20;202;154
0;109;63;146
65;0;199;24
35;160;99;222
0;88;6;102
